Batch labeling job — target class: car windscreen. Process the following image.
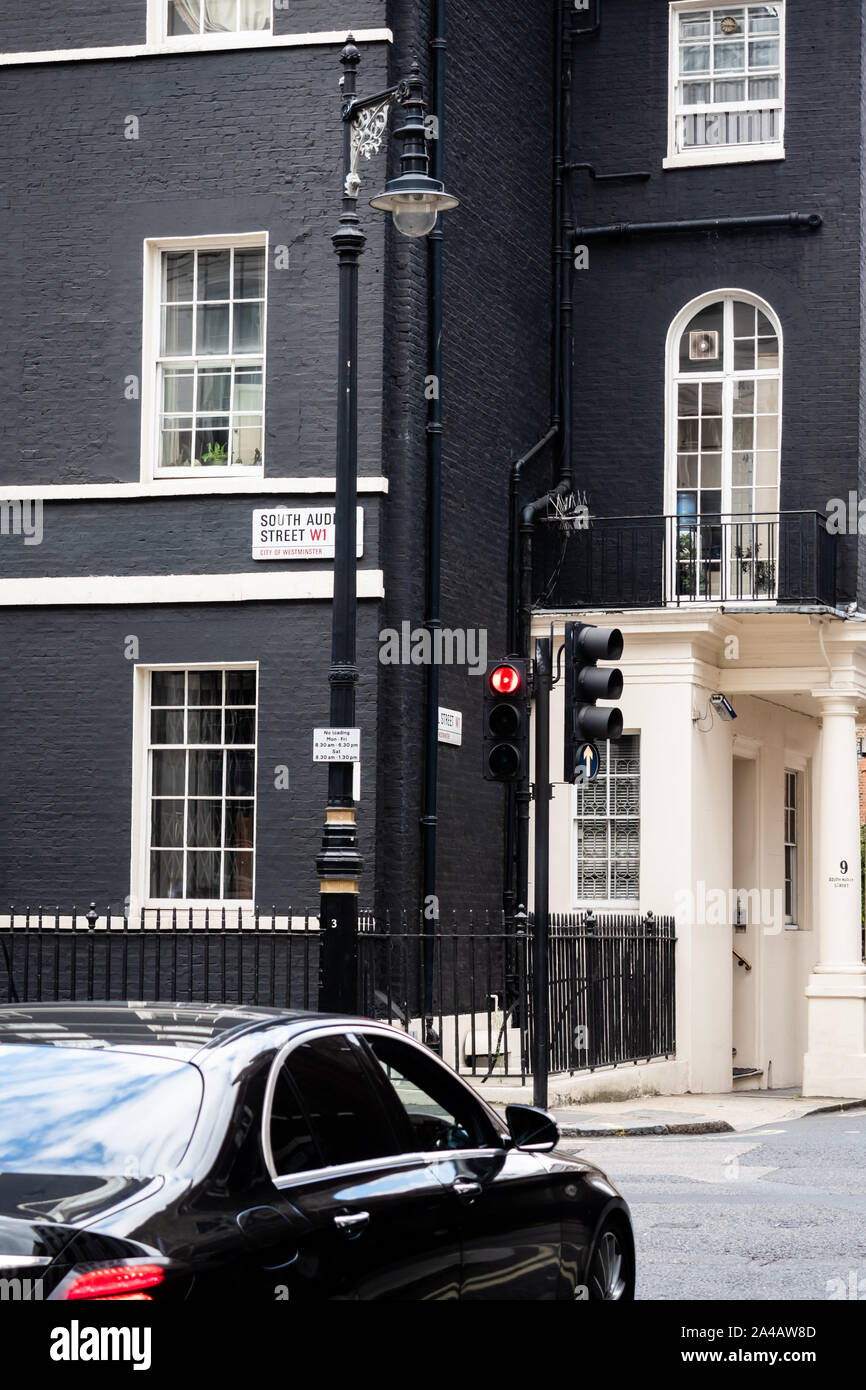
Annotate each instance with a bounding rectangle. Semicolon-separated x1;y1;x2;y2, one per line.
0;1045;203;1177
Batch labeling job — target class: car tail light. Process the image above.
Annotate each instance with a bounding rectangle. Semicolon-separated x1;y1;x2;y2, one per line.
59;1263;166;1300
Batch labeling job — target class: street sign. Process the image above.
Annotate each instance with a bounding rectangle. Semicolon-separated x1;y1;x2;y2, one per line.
313;727;361;763
438;707;463;746
253;506;364;561
575;741;600;781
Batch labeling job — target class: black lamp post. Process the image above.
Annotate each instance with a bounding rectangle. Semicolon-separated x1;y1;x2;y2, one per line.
317;39;458;1014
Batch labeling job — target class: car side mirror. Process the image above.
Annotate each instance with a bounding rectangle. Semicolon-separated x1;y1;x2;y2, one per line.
505;1104;560;1152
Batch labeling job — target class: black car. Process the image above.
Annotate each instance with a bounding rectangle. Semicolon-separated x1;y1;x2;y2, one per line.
0;1002;634;1301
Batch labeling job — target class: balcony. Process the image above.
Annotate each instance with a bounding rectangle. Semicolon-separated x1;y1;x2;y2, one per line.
533;512;838;612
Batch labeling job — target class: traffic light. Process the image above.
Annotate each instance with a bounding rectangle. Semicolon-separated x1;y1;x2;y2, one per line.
483;659;531;782
563;623;624;783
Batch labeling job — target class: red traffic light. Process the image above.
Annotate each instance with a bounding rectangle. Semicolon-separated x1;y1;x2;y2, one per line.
489;664;522;696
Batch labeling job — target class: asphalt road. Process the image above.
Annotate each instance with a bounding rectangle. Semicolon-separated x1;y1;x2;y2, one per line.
560;1109;866;1301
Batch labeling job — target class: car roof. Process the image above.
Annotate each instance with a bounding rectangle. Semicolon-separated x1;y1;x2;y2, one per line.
0;1002;347;1058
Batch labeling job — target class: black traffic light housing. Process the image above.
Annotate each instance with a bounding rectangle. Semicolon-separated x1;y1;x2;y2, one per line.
483;658;531;782
563;623;624;783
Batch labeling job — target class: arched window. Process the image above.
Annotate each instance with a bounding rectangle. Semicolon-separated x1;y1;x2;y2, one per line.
667;292;782;601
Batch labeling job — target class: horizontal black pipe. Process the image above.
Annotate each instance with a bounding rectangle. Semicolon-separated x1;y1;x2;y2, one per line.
573;212;823;240
565;162;651;183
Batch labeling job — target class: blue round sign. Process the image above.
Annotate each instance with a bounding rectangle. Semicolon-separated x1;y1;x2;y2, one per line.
575;742;600;781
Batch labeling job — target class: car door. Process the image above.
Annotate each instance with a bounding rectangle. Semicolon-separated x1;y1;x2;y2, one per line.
356;1029;563;1301
261;1028;462;1300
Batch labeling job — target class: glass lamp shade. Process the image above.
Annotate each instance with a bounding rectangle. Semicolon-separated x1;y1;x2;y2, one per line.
370;176;459;239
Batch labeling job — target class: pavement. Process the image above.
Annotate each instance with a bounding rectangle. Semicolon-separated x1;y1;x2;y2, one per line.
485;1087;866;1137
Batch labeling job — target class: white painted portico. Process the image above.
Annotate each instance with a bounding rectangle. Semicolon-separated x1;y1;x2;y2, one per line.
534;608;866;1098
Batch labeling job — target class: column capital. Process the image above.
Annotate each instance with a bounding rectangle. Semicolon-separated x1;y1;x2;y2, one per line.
811;689;862;718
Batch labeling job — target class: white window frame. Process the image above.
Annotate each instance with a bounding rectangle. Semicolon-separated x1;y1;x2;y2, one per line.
664;288;783;607
148;0;275;48
131;661;259;910
783;757;809;929
665;1;786;169
141;232;268;483
572;732;641;911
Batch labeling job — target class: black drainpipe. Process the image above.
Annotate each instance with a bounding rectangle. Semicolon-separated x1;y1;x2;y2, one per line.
504;0;575;923
573;212;823;240
420;0;445;1042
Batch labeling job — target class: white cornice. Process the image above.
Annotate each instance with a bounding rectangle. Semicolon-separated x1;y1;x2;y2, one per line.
0;477;389;501
0;571;385;605
0;29;393;67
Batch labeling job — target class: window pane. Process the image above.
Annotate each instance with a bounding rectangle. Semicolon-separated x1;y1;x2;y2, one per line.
755;451;778;485
151;800;184;849
757;379;778;413
234;248;266;299
749;10;780;35
204;0;236;31
238;0;271;30
160;427;193;470
733;417;754;449
367;1034;487;1151
188;850;221;898
162;306;193;357
225;802;255;848
162;251;194;302
681;14;710;39
224;852;254;899
196;304;230;355
702;453;722;488
234;368;263;411
168;1;201;33
678;418;700;450
756;415;778;449
749;39;779;67
680;304;724;372
714;42;745;71
749;76;779;99
151;850;184;898
189;670;222;705
701;417;723;449
226;670;256;704
702;382;723;414
233;302;263;353
198;250;231;301
734;301;755;336
227;750;255;797
678;455;699;488
153;750;185;797
679;384;700;415
163;369;194;413
152;671;185;706
196;369;231;413
195;424;230;467
735;339;756;370
683;81;711;105
714;79;745;101
225;709;256;744
286;1036;395;1167
151;709;185;744
269;1068;321;1177
188;709;222;744
189;750;223;796
758;337;779;367
187;800;222;849
733;452;754;486
733;380;755;414
681;45;710;75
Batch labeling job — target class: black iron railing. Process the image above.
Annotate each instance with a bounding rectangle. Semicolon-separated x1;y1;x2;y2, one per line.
535;511;837;610
0;905;676;1080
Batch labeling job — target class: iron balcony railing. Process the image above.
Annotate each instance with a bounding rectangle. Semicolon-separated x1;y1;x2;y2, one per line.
535;511;837;610
0;904;676;1081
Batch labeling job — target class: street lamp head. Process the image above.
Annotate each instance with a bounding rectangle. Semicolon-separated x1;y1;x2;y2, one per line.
370;61;459;237
370;175;459;238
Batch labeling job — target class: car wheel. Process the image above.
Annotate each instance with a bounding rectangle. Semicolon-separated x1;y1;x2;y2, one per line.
587;1221;634;1301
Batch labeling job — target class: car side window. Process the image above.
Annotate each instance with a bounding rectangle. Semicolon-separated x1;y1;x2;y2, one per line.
275;1033;398;1171
363;1033;500;1153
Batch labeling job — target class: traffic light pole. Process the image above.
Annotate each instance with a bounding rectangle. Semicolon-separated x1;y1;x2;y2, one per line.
532;637;552;1110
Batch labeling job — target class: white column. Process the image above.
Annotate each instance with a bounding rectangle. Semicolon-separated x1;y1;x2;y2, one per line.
803;693;866;1097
